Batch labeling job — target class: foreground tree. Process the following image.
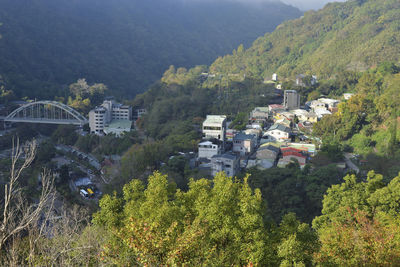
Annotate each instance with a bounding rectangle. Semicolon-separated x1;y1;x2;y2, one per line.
313;171;400;265
94;172;272;266
0;140;55;251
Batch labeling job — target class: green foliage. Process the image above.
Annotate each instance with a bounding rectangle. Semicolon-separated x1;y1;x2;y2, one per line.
230;112;249;130
206;0;400;81
247;165;343;223
133;77;276;144
75;131;138;156
94;172;271;266
313;64;400;168
0;0;301;99
313;171;400;265
277;213;319;267
51;125;78;145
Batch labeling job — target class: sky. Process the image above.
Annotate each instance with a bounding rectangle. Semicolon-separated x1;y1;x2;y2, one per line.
281;0;346;10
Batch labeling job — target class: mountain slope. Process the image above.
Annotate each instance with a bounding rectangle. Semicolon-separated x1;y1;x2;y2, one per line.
207;0;400;80
0;0;301;98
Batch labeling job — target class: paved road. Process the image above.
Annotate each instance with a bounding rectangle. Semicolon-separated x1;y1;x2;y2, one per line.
344;153;360;174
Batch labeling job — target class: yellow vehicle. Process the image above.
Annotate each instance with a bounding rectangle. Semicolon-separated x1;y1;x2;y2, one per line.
87;188;94;195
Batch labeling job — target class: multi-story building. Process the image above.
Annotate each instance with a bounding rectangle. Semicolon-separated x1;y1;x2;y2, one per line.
233;133;257;156
283;90;300;110
89;106;110;135
211;153;240;177
89;100;132;135
198;140;222;160
262;124;291;142
112;104;131;120
249;107;269;125
202;115;227;142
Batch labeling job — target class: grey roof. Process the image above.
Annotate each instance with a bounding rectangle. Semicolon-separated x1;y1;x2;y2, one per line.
212;153;238;160
267;124;291;133
234;132;255;141
258;145;280;154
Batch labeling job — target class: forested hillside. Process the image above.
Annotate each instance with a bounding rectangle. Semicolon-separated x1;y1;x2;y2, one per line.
0;0;301;99
204;0;400;80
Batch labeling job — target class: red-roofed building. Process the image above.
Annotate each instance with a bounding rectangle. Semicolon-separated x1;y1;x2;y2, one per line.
278;147;307;168
281;147;304;154
269;104;285;112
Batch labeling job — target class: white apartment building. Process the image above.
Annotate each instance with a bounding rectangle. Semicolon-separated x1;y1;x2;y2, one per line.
202;115;227;142
198;140;222;160
89;106;110;135
89;100;132;135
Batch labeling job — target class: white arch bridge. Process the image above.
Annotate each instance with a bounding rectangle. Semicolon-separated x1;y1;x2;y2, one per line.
3;101;88;126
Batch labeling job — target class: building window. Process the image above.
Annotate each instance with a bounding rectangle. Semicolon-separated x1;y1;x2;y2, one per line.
204;126;221;130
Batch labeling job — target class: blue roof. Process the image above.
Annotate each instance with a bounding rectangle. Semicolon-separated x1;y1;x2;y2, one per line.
234;132;255;141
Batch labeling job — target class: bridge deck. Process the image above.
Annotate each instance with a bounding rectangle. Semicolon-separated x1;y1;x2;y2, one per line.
4;118;86;125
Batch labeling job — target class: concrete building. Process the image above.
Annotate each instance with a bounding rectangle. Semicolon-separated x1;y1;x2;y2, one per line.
309;100;326;111
249;107;269;125
263;124;291;142
318;98;340;111
202;115;227;142
290;109;317;123
89;106;109;135
315;108;332;119
89;100;132;135
244;128;262;138
226;129;237;141
198;140;222;160
278;147;307;168
256;145;280;169
233;133;257;156
211;153;240;177
283;90;300;110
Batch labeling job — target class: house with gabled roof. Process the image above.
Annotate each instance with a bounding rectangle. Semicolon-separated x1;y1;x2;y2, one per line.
249;107;269;125
262;124;291;142
198;139;223;160
278;147;307;168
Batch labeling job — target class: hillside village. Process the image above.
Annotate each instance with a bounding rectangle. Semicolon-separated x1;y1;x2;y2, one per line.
195;73;354;177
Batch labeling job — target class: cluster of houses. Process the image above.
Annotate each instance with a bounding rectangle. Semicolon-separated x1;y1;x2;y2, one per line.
196;88;347;177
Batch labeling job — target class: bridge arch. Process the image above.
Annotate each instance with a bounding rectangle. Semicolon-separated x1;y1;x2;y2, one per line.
5;101;88;126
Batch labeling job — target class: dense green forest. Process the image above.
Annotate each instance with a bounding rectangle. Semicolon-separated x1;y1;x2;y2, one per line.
0;0;301;99
197;0;400;81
